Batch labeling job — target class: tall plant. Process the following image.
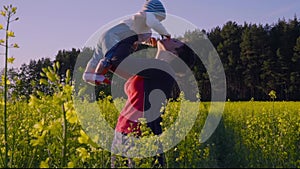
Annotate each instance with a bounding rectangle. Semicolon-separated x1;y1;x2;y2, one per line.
0;4;19;168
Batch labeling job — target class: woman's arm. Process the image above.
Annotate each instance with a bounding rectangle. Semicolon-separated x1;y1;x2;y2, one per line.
114;58;176;80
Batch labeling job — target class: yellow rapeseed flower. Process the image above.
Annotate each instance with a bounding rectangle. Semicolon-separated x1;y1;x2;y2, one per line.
0;11;6;17
78;130;89;144
7;31;15;37
12;7;17;14
13;43;19;48
7;57;15;64
39;158;50;168
67;162;74;168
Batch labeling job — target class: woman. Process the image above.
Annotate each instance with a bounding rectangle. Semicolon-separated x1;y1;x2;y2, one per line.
110;38;196;168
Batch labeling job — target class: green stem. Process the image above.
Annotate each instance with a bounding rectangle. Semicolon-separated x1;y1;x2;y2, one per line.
62;103;67;167
0;143;4;167
3;12;10;169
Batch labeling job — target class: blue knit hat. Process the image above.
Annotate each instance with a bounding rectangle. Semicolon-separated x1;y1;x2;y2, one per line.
142;0;166;20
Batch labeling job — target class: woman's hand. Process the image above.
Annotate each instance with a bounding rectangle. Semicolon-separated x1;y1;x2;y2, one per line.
141;37;158;47
150;37;157;47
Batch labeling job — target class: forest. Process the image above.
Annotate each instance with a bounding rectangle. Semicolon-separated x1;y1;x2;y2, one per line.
3;17;300;101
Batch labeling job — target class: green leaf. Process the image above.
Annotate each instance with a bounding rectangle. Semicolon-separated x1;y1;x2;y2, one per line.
39;78;49;85
40;72;45;77
46;72;56;82
36;90;44;97
47;66;54;74
42;67;47;73
66;69;71;84
55;61;60;70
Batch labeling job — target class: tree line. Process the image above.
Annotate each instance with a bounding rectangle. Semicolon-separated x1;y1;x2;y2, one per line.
2;17;300;101
205;17;300;101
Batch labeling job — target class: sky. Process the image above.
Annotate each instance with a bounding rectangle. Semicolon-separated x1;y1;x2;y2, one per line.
0;0;299;69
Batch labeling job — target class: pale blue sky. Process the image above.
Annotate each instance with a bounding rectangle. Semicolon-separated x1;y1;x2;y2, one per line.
0;0;299;68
